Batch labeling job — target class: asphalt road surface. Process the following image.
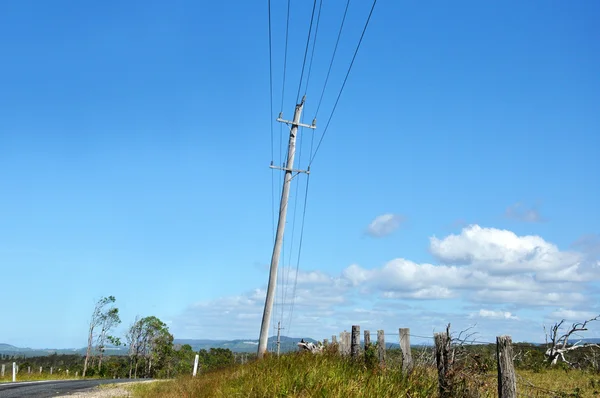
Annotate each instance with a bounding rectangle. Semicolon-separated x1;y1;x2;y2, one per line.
0;378;139;398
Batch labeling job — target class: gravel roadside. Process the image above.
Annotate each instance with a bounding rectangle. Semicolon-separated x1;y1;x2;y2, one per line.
55;380;159;398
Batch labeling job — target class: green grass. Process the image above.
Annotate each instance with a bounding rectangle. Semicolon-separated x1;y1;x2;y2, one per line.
130;351;437;398
127;351;600;398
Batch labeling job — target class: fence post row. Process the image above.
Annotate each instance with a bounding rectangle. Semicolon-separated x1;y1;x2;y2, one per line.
497;335;517;398
377;330;385;366
399;328;413;374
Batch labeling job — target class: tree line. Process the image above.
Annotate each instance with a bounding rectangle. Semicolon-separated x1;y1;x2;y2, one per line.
77;295;245;378
0;295;241;379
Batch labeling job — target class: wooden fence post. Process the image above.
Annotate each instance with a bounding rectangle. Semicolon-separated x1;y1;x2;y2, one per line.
324;338;328;346
351;325;360;358
497;336;517;398
364;330;371;349
338;332;344;355
346;332;352;356
377;330;386;366
1;364;4;377
40;366;42;374
399;328;413;373
434;332;451;398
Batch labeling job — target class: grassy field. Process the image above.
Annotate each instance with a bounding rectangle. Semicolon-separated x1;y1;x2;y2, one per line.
128;351;598;397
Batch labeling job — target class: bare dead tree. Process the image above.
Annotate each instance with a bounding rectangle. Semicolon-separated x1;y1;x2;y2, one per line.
544;315;600;366
449;323;479;365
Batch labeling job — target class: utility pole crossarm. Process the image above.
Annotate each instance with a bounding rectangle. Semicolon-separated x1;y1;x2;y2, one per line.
276;116;317;130
269;164;310;174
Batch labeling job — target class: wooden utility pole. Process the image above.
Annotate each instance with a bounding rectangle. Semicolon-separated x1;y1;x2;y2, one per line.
257;96;316;359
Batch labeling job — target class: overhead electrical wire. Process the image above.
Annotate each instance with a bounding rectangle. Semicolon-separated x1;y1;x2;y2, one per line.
283;0;321;330
268;0;378;338
296;0;319;103
268;0;276;244
314;0;351;119
309;0;377;167
303;0;324;98
286;172;311;336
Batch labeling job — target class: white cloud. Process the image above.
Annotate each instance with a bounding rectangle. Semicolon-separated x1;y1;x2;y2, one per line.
366;213;404;237
429;225;588;277
470;309;519;320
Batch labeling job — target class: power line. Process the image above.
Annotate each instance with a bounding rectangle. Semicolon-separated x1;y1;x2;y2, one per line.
309;0;377;167
278;0;292;169
282;125;307;324
267;0;275;243
303;0;324;97
314;0;351;119
296;0;318;103
286;172;312;336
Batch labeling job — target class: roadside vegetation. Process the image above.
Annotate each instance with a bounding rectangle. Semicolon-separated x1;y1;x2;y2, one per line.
128;346;599;398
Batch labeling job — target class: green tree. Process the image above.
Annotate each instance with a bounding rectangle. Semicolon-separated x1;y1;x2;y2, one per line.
96;307;121;372
126;316;173;378
83;296;119;377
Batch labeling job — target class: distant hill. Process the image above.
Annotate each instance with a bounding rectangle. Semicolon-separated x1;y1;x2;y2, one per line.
0;336;318;357
173;336;319;353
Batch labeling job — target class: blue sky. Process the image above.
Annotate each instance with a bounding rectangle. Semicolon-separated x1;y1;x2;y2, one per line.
1;0;599;349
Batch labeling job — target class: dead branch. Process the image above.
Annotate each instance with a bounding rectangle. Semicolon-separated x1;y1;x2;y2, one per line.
545;315;600;366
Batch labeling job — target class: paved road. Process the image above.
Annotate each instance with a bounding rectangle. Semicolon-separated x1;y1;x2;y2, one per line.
0;378;140;398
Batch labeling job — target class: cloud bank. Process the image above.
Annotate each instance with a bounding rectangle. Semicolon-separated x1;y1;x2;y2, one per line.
171;225;600;342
